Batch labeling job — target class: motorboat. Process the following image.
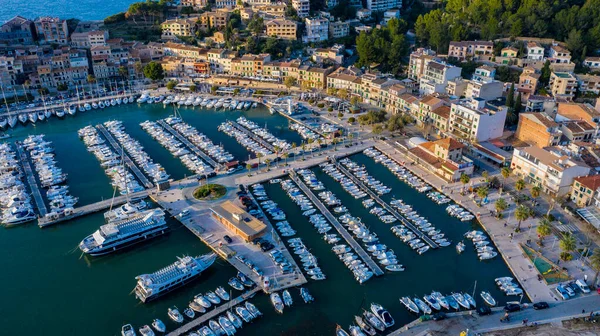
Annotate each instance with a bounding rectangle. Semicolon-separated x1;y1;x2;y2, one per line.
194;294;212;308
228;277;244;291
208;319;225;335
300;287;314;303
370;303;394;328
236;306;253;323
445;295;459;310
456;241;465;253
463;293;476;308
336;325;350;336
282;289;293;306
362;311;385;331
385;264;405;272
423;294;441;310
198;326;216;336
216;286;230;301
190;300;206;313
245;302;262;318
206;291;221;305
168;306;184;323
431;292;449;310
270;292;284;314
139;325;155;336
183;307;195;319
227;310;243;329
452;293;470;309
121;324;136;336
480;291;496;306
413;297;431;314
354;316;376;336
218;315;236;336
152;319;166;332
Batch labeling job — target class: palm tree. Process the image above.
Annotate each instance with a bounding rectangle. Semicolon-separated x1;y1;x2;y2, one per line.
530;185;541;205
257;153;263;169
514;204;530;231
349;133;354;145
245;163;252;172
460;173;470;192
332;138;339;150
501;167;511;190
282;152;289;166
590;248;600;289
559;232;577;261
476;185;489;200
515;179;526;203
307;138;314;157
495;198;508;218
481;170;489;182
536;218;552;245
301;143;306;160
265;158;272;170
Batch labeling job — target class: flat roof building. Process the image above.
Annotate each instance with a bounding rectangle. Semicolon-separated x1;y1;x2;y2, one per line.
211;201;267;242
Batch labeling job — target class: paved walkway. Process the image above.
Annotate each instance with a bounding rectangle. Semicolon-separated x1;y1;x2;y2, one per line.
375;141;556;302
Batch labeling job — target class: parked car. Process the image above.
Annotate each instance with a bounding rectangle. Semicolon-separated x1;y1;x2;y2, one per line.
533;302;549;310
504;303;521;312
477;306;492;316
576;279;591;293
223;235;233;243
555;285;570;300
564;284;576;297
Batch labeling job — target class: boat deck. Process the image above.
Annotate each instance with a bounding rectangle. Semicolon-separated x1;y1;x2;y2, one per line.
166;287;261;336
228;120;275;152
289;172;384;277
333;160;439;249
37;189;150;227
157;119;219;169
15;142;47;217
95;124;154;189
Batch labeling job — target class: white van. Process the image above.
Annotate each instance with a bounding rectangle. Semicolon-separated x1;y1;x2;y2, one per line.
576;279;591;293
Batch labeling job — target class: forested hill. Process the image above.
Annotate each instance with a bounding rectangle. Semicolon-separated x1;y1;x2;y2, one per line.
415;0;600;54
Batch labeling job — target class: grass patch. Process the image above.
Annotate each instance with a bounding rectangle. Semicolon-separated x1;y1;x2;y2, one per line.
522;245;570;284
193;184;226;200
105;21;161;42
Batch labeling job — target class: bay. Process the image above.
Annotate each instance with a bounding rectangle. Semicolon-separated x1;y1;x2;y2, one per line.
0;0;136;22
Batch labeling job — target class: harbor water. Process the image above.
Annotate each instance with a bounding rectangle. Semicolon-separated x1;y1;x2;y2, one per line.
0;0;138;22
1;103;516;335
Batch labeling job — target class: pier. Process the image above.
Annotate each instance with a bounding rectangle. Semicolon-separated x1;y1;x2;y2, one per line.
228;120;275;152
166;287;261;336
15;142;48;217
96;124;154;188
289;172;384;277
38;189;150;227
157;120;219;169
333;160;439;249
0;93;138;117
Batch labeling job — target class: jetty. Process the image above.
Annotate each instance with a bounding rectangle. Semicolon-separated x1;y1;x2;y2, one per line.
96;124;154;188
289;171;384;276
38;189;150;227
166;287;261;336
15;142;48;217
157;119;219;168
228;120;275;152
0;93;137;117
333;160;439;249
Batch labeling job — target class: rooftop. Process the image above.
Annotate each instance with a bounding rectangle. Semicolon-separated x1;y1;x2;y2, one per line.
211;201;267;237
574;175;600;191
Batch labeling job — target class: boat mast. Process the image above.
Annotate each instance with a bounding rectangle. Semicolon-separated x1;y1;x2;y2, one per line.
472;280;477;298
1;85;10;114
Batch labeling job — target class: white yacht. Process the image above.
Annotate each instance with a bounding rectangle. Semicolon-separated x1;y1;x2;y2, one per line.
78;209;167;256
134;253;217;302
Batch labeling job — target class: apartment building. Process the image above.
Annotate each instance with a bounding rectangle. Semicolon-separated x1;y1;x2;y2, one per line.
414;95;444;126
549;45;571;64
526;42;545;60
472;66;495;82
34;17;69;44
215;0;236;8
549;72;577;100
448;98;508;142
161;18;197;39
556;102;600;128
255;3;287;17
180;0;209;9
70;30;108;48
571;175;600;207
525;95;556;113
366;0;399;12
518;67;540;96
447;40;493;61
0;56;21;87
515;113;561;148
501;47;518;58
408;48;437;80
561;120;597;143
329;21;349;39
207;48;236;73
304;17;329;43
230;53;271;77
407;137;474;182
575;74;600;95
298;65;334;89
419;60;462;95
265;19;297;40
163;42;206;59
584;57;600;70
311;46;344;64
292;0;310;18
326;69;363;97
356;8;372;20
199;10;231;30
36;49;89;86
511;146;590;196
0;16;36;45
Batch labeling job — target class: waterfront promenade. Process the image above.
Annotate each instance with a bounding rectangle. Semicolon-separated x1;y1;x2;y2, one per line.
375;141;556;302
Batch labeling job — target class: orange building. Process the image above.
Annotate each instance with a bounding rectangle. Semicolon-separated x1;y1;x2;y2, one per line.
515;113;562;148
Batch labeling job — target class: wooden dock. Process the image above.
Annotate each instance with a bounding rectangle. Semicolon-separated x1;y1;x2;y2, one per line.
15;142;47;217
334;160;439;249
289;172;384;277
38;189;150;227
166;287;261;336
228;120;275;152
157;120;219;168
96;124;154;189
0;93;137;117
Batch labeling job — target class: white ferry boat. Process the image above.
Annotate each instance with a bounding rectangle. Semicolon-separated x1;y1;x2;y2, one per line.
78;209;168;256
134;253;217;303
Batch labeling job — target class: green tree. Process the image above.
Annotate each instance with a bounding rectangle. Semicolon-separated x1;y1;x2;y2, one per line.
372;124;383;135
143;61;164;81
540;61;551;86
476;186;489;199
514;92;522;114
348;117;356;123
460;173;470;186
537;218;552;245
166;80;178;90
566;29;584;55
283;76;297;90
530;185;541;203
495;198;508;217
590;248;600;288
515;204;530;231
501;167;511;182
482;170;489;182
506;83;515;108
189;84;197;92
210;85;218;94
87;74;96;83
247;15;264;36
559;232;577;260
118;66;129;79
515;179;526;194
56;83;68;91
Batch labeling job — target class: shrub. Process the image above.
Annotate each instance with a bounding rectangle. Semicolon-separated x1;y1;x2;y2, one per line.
317;103;325;108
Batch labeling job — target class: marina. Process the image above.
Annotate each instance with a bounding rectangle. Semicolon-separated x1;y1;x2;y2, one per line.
157;119;220;169
227;120;276;153
14;141;47;217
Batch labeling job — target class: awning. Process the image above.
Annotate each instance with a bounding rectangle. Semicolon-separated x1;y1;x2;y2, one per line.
577;207;600;231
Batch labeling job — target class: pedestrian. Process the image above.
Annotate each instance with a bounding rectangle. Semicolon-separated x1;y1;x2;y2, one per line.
585;274;588;282
522;319;526;325
583;309;586;314
504;222;508;227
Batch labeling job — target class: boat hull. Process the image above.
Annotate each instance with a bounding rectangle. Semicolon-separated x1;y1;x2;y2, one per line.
82;226;169;256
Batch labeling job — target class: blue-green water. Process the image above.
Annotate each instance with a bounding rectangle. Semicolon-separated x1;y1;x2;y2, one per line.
0;0;137;22
1;104;516;335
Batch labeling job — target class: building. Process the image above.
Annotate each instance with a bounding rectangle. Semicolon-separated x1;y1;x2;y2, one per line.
255;3;287;17
447;40;493;61
230;53;271;77
244;0;272;5
215;0;236;8
515;112;561;148
329;21;349;39
419;60;462;95
501;46;518;58
526;42;545;60
161;18;197;39
0;56;21;87
163;42;206;58
304;17;329;43
518;68;540;97
472;66;495;82
448;98;508;142
407;137;474;181
525;95;556;113
549;72;577;100
34;17;69;44
199;10;231;31
382;9;401;24
210;201;267;242
292;0;310;18
511;146;591;196
180;0;209;9
311;45;344;64
464;79;503;101
356;8;372;20
408;48;437;80
571;175;600;207
583;57;600;70
70;30;108;48
367;0;400;12
556;102;600;128
265;19;297;40
299;65;334;89
326;0;338;8
560;120;597;143
575;74;600;95
0;16;36;45
549;45;571;64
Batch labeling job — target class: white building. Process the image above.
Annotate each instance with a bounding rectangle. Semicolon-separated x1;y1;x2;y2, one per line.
418;60;461;95
292;0;310;18
304;17;329;43
449;98;508;142
367;0;400;12
527;42;545;60
511;146;591;196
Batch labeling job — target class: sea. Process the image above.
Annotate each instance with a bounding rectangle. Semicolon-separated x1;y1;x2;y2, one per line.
0;0;137;22
0;103;518;335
